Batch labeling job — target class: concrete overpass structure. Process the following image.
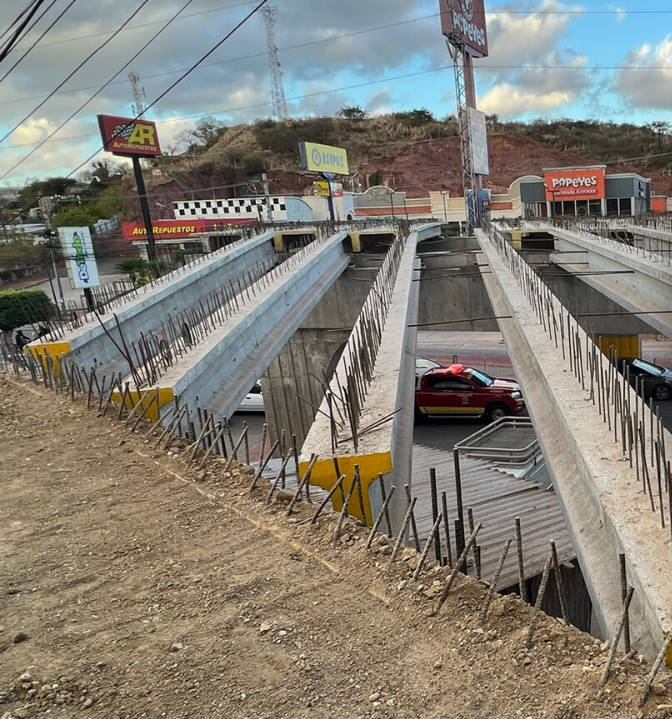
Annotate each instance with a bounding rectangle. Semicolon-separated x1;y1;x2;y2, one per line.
476;226;672;663
510;221;672;340
27;214;672;665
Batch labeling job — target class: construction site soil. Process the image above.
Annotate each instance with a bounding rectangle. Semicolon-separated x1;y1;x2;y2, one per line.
1;377;671;719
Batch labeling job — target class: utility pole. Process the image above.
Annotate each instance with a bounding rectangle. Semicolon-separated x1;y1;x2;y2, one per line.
132;157;157;262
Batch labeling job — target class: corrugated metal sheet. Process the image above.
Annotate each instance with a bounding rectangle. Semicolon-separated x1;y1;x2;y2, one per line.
412;444;575;590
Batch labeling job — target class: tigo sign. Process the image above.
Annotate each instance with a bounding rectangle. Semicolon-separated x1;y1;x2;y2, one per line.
299;142;349;175
97;115;162;157
544;168;606;201
440;0;489;58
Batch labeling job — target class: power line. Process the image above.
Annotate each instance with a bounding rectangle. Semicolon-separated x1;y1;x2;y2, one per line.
3;60;672;155
0;0;197;180
0;0;152;145
12;0;260;52
0;0;46;62
0;0;75;84
0;0;40;43
0;0;271;228
5;9;672;108
11;6;672;55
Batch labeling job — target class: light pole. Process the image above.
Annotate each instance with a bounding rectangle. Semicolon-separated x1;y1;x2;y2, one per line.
440;190;449;221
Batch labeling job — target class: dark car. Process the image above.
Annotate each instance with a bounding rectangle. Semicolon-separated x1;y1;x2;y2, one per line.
621;359;672;401
415;364;525;422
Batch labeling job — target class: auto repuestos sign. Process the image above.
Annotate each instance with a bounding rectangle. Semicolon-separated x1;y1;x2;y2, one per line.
97;115;162;157
544;168;607;201
122;219;257;240
440;0;489;58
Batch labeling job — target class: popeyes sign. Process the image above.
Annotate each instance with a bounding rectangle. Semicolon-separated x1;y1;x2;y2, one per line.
97;114;162;157
544;168;606;201
440;0;488;58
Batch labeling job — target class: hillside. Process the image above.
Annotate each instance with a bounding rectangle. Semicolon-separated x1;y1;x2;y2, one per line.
152;114;672;200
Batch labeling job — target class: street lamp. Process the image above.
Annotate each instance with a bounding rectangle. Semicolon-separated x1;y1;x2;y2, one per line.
42;229;65;320
440;190;449;221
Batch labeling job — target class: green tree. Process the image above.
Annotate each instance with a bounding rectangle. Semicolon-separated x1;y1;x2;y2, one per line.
52;204;100;230
393;109;435;127
338;106;368;121
18;177;78;210
0;290;53;332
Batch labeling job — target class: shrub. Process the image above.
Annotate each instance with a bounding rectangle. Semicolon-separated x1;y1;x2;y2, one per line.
0;289;53;332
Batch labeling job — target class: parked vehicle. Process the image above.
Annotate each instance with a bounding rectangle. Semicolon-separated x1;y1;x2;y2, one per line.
415;364;525;422
237;382;265;412
415;357;443;389
621;359;672;401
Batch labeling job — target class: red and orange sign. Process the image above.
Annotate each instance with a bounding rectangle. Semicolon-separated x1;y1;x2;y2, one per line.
544;168;606;201
122;219;257;240
98;115;162;157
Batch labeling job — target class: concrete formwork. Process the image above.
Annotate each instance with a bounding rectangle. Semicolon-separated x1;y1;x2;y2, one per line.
28;230;278;377
125;232;352;422
300;224;443;531
625;225;672;254
475;228;672;663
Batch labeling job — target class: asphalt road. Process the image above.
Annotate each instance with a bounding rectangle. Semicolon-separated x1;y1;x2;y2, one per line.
231;331;672;461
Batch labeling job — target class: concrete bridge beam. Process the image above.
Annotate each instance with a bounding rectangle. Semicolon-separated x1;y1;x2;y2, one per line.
476;228;672;663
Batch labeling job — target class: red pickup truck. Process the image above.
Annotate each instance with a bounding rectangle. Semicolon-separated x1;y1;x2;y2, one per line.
415;364;525;422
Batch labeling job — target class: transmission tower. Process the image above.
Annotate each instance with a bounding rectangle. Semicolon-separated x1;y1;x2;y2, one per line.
260;4;289;121
128;70;148;118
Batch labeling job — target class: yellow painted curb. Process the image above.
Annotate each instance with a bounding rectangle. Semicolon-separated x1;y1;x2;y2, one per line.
300;452;393;526
27;342;71;377
110;386;175;422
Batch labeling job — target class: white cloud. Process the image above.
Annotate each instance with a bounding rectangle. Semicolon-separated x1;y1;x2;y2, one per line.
366;88;394;116
615;35;672;109
608;5;627;22
479;84;573;117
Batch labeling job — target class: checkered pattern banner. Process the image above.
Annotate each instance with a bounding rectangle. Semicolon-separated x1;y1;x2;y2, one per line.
173;197;287;219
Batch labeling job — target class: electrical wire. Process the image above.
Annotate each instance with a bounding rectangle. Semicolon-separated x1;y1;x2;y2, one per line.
57;0;270;184
5;9;672;108
0;0;152;144
4;60;672;155
0;0;74;84
0;0;46;62
10;5;672;55
0;0;270;229
0;0;40;43
0;0;197;180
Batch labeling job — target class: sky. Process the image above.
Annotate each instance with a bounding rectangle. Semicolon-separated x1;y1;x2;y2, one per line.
0;0;671;185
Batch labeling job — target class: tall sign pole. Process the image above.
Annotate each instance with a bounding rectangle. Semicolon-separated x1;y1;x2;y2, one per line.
97;115;163;262
440;0;490;233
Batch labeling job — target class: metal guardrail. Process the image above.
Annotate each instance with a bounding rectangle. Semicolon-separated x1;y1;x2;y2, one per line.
455;416;540;465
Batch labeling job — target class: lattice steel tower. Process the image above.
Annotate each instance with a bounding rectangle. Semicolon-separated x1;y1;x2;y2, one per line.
128;70;148;118
260;4;289;121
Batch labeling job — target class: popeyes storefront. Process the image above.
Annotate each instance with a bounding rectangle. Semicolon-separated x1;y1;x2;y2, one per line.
122;218;258;258
519;166;652;219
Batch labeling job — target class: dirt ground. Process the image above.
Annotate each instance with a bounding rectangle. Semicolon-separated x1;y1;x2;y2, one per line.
1;377;671;719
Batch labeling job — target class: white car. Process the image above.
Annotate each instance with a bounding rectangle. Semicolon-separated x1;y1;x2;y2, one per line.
237;382;265;412
415;357;442;389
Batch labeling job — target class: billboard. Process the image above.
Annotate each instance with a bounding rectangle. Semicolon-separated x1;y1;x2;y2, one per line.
315;181;344;198
122;218;257;240
97;115;162;157
440;0;489;58
59;227;100;289
544;168;606;201
468;108;490;176
299;141;349;175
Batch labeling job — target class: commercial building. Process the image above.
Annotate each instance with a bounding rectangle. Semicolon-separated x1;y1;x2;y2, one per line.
519;166;652;218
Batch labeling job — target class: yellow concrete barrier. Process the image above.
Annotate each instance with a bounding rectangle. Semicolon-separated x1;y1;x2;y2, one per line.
111;386;176;422
27;342;71;377
300;453;393;525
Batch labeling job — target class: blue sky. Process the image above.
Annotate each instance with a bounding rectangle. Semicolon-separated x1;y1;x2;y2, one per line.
1;0;671;184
